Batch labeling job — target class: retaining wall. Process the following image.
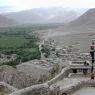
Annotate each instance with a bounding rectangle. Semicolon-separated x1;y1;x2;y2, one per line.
9;66;95;95
47;67;70;85
9;83;50;95
9;67;70;95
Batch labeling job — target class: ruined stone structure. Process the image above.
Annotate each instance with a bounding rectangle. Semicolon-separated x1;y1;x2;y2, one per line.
0;62;94;95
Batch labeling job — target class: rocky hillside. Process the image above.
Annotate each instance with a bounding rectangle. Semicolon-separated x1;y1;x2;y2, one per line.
0;65;37;89
63;8;95;33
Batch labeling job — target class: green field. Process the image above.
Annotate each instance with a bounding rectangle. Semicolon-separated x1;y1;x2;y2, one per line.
0;27;41;67
0;23;63;67
0;36;28;48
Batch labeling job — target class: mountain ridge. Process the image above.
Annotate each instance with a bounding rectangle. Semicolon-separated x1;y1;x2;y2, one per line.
2;7;87;24
63;8;95;33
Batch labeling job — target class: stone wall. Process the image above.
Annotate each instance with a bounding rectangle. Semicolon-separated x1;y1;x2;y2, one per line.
9;83;50;95
8;67;71;95
47;67;70;85
9;83;60;95
9;78;95;95
8;66;95;95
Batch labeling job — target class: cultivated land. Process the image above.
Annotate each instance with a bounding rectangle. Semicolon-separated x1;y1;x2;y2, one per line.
0;35;27;48
0;26;42;66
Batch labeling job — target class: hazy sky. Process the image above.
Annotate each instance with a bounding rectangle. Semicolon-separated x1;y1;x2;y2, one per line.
0;0;95;13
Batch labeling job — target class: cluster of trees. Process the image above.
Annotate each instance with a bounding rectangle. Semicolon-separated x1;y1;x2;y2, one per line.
0;29;41;67
2;47;41;67
41;45;50;58
3;49;41;67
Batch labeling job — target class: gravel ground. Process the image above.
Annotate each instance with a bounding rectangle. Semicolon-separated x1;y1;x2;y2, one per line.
71;87;95;95
37;28;95;52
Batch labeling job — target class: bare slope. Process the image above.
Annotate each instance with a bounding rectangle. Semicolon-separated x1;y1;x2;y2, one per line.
0;15;16;27
63;8;95;33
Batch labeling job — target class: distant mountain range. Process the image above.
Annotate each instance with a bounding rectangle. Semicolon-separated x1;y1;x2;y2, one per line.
63;8;95;33
1;7;87;25
0;15;16;27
